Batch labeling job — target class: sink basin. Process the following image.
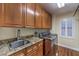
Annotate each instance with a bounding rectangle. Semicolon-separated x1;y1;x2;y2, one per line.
9;40;30;49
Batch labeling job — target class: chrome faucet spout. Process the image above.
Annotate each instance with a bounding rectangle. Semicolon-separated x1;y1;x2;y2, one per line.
17;29;21;40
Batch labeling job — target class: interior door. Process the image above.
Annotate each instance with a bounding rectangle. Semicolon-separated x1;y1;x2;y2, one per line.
4;3;23;27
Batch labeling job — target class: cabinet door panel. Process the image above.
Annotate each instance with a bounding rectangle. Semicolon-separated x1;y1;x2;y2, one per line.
37;41;43;56
0;4;4;26
48;15;52;28
44;39;51;55
42;10;47;28
25;3;35;28
10;49;25;56
42;10;52;29
26;45;34;56
35;4;42;28
32;45;38;56
21;3;26;27
4;3;23;27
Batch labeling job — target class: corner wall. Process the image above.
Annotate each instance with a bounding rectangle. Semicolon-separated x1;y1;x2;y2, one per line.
51;12;79;50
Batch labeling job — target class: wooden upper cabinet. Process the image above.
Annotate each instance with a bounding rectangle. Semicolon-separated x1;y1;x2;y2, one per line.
0;4;4;26
0;3;52;28
35;4;52;29
4;3;23;27
42;10;47;28
42;10;52;29
25;3;35;28
21;3;26;27
48;15;52;28
35;4;42;28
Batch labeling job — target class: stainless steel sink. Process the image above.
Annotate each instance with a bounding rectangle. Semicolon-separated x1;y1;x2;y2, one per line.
9;39;30;49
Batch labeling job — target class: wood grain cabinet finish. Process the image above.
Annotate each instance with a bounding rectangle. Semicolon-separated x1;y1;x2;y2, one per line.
10;49;25;56
26;41;43;56
32;45;38;56
0;4;4;26
43;39;51;56
58;46;79;56
25;3;35;28
4;3;23;27
21;3;26;27
35;4;42;28
25;44;38;56
47;14;52;28
25;45;34;56
42;10;48;28
10;41;43;56
42;10;52;29
37;41;43;56
35;4;52;29
0;3;52;28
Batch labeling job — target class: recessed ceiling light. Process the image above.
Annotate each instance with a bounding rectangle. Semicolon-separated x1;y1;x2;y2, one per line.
57;3;65;8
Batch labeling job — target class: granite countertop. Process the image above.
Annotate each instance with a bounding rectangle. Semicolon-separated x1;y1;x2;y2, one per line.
0;37;43;56
42;37;53;40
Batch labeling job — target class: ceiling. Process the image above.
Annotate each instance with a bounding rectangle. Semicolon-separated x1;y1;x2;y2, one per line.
41;3;79;15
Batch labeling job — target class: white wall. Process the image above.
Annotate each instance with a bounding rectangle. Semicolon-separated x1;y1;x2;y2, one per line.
51;12;79;50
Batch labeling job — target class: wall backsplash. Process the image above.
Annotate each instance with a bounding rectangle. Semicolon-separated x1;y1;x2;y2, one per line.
0;27;35;40
0;27;49;40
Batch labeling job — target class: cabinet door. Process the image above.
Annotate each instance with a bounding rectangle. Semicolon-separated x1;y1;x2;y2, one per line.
48;15;52;28
42;10;47;28
45;39;51;55
37;41;43;56
72;50;79;56
32;44;38;56
26;45;34;56
21;3;26;27
10;49;25;56
42;10;52;29
0;4;4;26
25;3;35;28
4;3;23;27
26;44;38;56
35;4;42;28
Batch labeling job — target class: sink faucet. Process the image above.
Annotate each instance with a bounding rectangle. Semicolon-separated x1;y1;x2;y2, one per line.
17;29;21;40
